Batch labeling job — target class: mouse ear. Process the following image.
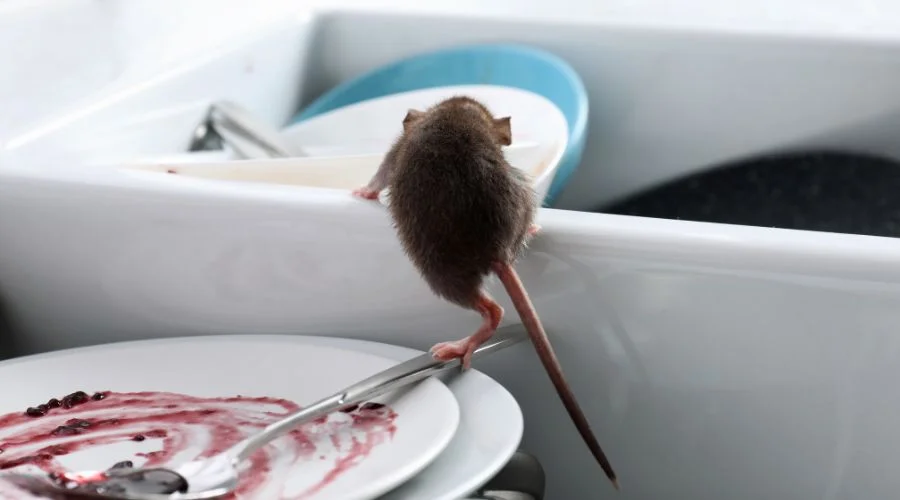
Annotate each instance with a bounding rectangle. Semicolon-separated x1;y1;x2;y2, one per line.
402;109;425;130
493;116;512;146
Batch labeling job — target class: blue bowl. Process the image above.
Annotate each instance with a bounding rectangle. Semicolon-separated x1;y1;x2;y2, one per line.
291;43;588;206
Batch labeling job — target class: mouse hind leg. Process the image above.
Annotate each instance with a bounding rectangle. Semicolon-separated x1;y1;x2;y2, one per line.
430;291;504;369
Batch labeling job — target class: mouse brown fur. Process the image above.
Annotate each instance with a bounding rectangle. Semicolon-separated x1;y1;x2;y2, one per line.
352;95;619;489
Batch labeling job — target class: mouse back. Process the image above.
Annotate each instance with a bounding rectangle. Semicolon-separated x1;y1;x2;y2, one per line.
386;97;537;304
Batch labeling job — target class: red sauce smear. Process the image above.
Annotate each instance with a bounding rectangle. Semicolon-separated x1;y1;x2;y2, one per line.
0;391;397;499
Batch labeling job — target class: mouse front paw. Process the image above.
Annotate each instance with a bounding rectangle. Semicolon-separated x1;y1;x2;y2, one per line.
527;224;541;236
352;187;380;200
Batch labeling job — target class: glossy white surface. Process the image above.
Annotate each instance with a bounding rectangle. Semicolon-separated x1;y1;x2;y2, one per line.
4;2;900;500
0;336;461;500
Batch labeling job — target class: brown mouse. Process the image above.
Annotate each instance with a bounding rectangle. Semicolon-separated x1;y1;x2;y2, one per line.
352;96;619;489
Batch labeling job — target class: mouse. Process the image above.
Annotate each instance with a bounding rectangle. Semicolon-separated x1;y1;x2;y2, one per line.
352;96;619;489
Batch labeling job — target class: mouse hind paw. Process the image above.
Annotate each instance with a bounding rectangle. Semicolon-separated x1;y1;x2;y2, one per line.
431;335;494;369
430;294;503;369
430;340;476;368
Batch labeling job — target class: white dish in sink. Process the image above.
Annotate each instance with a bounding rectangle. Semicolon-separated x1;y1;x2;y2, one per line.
0;336;461;500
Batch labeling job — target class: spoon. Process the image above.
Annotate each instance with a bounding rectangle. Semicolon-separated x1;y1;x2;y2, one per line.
2;328;526;499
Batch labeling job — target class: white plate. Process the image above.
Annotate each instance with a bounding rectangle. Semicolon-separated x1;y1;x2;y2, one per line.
0;337;460;500
291;335;524;500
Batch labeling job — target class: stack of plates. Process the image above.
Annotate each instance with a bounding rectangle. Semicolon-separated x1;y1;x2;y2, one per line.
0;335;524;499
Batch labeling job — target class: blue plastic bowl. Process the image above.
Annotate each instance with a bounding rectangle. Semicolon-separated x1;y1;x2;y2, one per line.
291;43;588;206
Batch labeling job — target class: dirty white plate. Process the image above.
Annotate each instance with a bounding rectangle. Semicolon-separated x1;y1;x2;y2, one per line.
0;337;460;500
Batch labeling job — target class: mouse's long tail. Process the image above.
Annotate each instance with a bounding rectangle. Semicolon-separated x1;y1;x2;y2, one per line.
493;261;620;490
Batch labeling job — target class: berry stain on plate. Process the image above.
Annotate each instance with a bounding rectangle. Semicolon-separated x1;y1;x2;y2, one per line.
0;390;398;499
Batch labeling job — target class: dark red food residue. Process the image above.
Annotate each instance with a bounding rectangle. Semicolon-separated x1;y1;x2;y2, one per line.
0;390;398;499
